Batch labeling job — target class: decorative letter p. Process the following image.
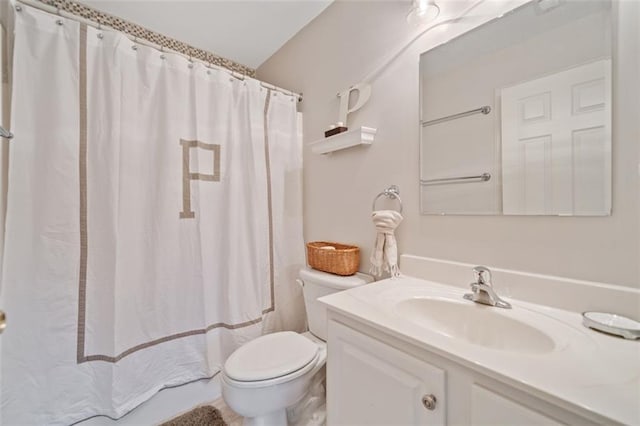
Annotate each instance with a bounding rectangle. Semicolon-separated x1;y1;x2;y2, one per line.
337;83;372;126
180;139;221;219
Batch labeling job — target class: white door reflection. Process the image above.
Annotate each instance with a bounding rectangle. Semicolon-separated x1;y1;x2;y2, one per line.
501;59;611;215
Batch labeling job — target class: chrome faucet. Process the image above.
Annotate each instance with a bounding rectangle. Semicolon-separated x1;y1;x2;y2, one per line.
463;266;512;309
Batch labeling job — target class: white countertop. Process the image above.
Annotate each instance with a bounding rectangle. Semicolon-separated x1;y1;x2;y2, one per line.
320;276;640;425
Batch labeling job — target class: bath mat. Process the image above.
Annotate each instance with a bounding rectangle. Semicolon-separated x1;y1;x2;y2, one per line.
161;406;227;426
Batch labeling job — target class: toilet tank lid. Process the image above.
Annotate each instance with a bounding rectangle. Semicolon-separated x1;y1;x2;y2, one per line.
223;331;318;382
300;267;374;290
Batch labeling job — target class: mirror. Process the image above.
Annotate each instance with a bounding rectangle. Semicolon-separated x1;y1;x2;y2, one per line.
419;0;612;215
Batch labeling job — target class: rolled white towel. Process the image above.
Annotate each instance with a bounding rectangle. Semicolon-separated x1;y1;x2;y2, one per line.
369;210;403;278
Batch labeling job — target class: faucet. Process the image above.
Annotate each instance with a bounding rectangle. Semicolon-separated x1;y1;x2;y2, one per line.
463;266;512;309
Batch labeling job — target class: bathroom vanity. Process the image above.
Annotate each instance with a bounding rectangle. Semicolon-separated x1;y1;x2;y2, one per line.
320;263;640;425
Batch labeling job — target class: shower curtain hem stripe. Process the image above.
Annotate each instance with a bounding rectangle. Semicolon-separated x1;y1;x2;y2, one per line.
79;316;264;363
69;371;222;425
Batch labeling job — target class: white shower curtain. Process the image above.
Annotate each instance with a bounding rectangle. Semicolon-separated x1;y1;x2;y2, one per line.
0;4;304;425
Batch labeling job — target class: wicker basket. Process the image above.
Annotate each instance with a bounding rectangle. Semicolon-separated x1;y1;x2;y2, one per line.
306;241;360;276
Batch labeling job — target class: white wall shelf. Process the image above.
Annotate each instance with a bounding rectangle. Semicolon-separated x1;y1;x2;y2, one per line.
310;126;377;154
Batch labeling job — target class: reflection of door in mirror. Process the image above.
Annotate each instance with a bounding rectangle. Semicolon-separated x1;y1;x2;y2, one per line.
501;60;611;215
419;0;612;216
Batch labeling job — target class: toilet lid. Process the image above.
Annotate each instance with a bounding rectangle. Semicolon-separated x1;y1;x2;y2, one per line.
224;331;319;382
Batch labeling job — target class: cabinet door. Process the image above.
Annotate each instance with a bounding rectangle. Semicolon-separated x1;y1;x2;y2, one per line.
327;320;445;426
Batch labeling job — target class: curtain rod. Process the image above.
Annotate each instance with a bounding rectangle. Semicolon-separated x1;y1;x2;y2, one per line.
15;0;303;102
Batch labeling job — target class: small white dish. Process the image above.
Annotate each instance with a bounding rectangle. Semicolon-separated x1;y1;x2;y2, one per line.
582;312;640;340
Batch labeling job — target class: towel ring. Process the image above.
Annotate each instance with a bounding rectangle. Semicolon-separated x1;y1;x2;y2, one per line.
372;185;403;213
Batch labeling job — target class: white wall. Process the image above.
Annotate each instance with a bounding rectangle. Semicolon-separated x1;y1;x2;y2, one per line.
257;0;640;288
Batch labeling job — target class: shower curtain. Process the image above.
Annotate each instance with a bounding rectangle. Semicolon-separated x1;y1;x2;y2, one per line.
0;4;304;425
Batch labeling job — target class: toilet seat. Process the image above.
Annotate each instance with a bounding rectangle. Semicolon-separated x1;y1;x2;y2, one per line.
223;351;322;389
223;331;320;387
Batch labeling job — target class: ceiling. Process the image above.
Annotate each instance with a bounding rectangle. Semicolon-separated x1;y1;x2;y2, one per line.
81;0;334;69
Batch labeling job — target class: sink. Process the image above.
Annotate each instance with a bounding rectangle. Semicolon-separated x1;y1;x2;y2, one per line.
394;297;556;354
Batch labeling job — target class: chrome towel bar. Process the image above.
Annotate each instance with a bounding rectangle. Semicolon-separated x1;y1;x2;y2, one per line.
421;173;491;186
421;105;491;127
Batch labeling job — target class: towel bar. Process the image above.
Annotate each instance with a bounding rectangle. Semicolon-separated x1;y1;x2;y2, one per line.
372;185;403;213
421;106;491;127
420;173;491;186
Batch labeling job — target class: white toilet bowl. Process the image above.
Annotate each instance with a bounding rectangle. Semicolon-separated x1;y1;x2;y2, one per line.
221;268;373;425
221;331;326;426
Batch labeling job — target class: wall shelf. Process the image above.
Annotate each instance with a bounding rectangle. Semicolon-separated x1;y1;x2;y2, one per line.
310;126;377;154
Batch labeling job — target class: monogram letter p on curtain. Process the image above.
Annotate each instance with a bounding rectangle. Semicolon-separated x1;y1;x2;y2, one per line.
180;139;221;219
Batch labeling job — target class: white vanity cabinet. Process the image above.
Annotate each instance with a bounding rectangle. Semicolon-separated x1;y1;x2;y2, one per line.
326;315;598;426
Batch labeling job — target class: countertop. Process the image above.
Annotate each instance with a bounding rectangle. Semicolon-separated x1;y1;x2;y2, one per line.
320;276;640;425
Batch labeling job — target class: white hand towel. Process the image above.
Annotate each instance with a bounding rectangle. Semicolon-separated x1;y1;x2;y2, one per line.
369;210;403;278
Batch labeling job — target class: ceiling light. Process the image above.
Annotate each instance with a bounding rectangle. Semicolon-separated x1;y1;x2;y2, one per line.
407;0;440;26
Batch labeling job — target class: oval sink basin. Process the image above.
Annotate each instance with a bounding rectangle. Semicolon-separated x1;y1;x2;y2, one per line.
395;297;556;354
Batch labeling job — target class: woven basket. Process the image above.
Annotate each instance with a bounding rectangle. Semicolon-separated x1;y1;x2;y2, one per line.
306;241;360;276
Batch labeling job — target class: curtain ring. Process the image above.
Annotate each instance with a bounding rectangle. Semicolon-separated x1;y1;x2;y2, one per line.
53;5;63;25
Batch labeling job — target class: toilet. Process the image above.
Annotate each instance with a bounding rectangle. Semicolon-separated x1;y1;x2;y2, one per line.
221;267;373;426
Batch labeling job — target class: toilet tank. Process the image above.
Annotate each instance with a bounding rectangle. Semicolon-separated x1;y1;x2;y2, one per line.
299;267;373;341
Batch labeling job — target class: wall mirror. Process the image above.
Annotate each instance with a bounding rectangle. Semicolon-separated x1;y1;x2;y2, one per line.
419;0;612;215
